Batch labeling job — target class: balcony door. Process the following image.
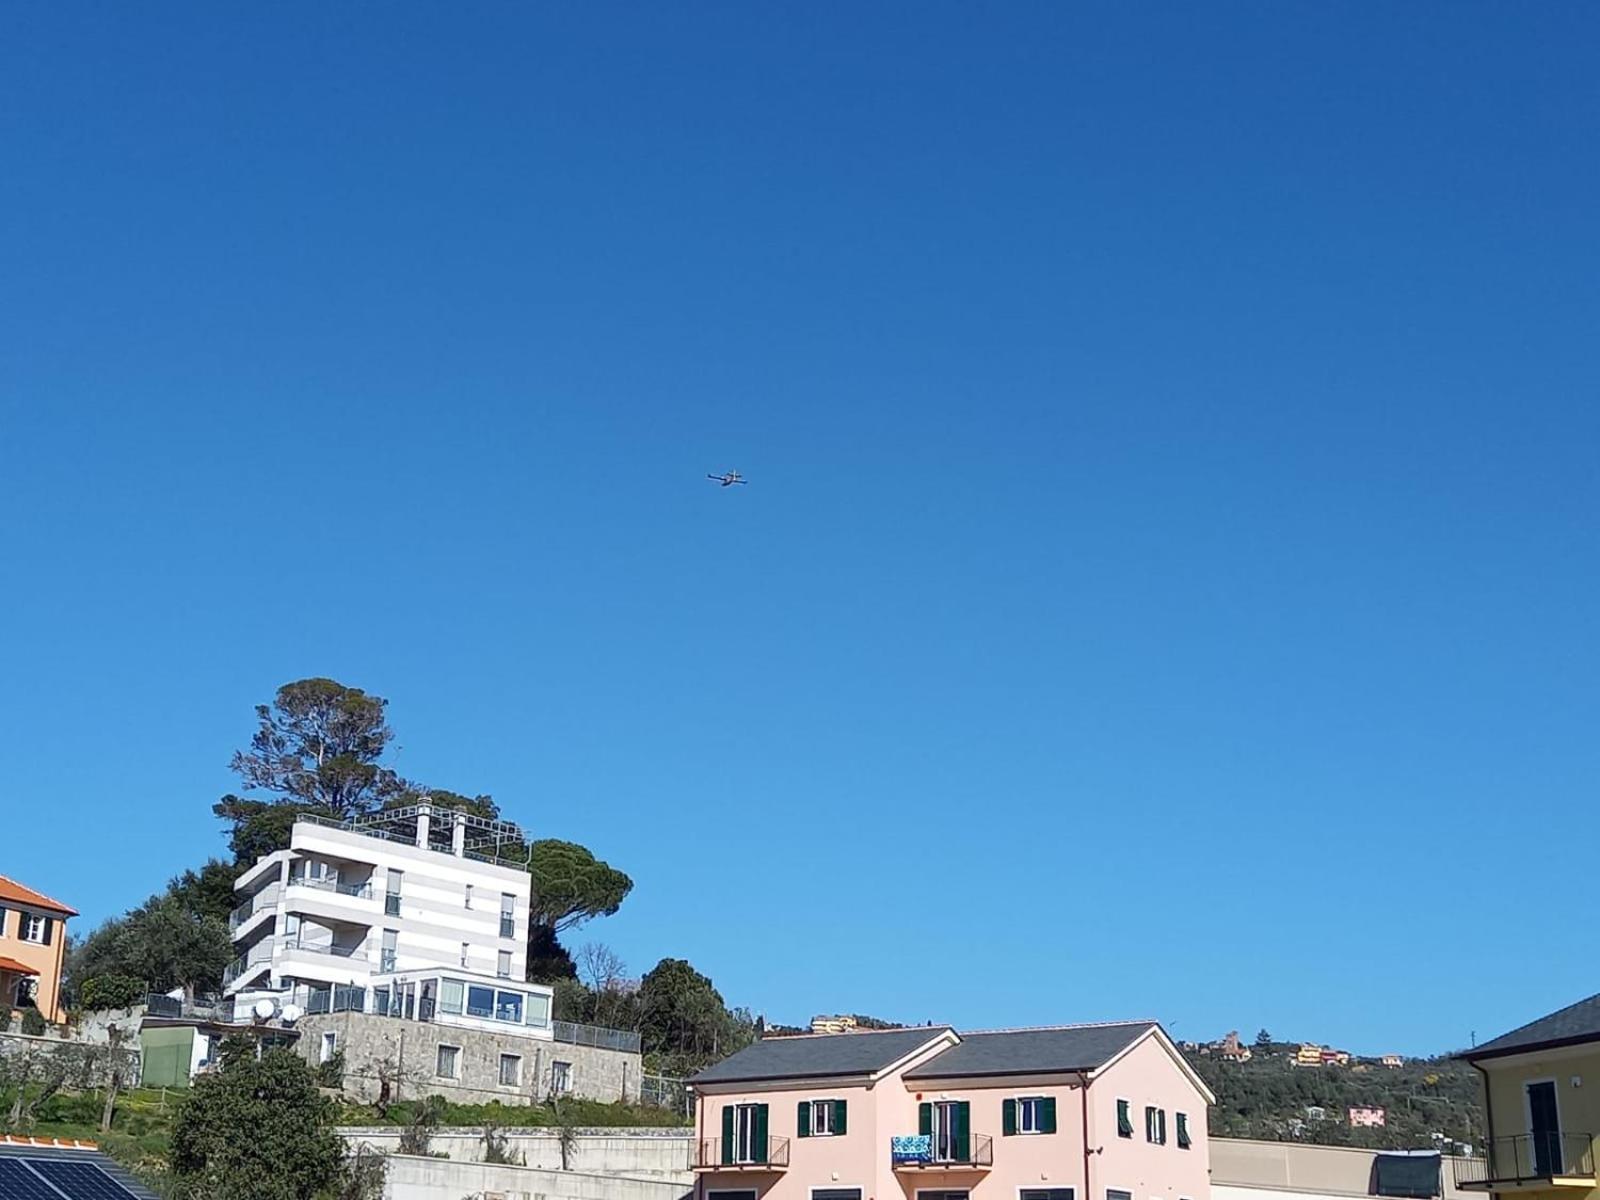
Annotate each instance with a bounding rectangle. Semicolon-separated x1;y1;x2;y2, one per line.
1528;1080;1563;1176
934;1101;969;1163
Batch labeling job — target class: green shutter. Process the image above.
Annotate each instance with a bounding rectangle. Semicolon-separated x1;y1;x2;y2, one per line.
798;1100;812;1138
1117;1099;1133;1137
41;917;53;946
754;1104;769;1163
1177;1112;1190;1148
834;1099;848;1135
721;1106;734;1164
954;1101;971;1162
1042;1096;1057;1134
919;1102;933;1136
1003;1098;1018;1136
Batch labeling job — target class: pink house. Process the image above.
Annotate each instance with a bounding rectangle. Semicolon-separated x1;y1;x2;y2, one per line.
1347;1106;1386;1128
690;1021;1214;1200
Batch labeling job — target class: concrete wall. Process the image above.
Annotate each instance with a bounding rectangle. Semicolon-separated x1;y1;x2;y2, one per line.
380;1152;693;1200
339;1127;694;1177
1211;1137;1474;1200
300;1011;642;1105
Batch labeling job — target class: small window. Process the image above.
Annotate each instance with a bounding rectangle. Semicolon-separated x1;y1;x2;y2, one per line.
1176;1112;1191;1149
436;1044;461;1079
812;1099;835;1136
1145;1106;1166;1145
465;884;473;909
1108;1191;1133;1200
551;1060;573;1094
320;1032;337;1063
499;1054;522;1087
1021;1191;1074;1200
500;893;516;939
814;1192;863;1200
20;914;46;944
706;1192;758;1200
1020;1096;1043;1134
497;950;513;979
385;869;402;917
1116;1099;1133;1138
460;942;470;968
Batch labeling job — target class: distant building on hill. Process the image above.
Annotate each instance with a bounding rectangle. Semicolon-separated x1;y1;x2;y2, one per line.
810;1014;858;1034
1217;1030;1253;1062
1321;1049;1351;1067
1295;1043;1324;1067
1382;1054;1404;1069
1349;1106;1386;1127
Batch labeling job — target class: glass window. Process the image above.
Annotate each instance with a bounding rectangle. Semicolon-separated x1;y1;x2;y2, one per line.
500;893;516;939
21;914;46;943
373;987;391;1017
439;978;464;1015
464;885;473;909
1021;1192;1074;1200
495;990;524;1023
460;942;470;968
385;869;402;916
1020;1096;1043;1134
1116;1100;1133;1138
466;985;494;1017
811;1100;834;1136
525;992;551;1027
497;950;513;978
551;1060;572;1094
499;1054;522;1087
436;1044;460;1079
320;1032;337;1063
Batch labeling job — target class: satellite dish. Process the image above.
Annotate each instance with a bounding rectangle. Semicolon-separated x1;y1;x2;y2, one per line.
252;999;276;1020
280;1004;302;1024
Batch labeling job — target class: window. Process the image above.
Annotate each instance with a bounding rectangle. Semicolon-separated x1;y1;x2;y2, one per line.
1145;1106;1167;1145
439;978;464;1015
1116;1099;1133;1138
1107;1191;1133;1200
499;1054;522;1087
1021;1191;1074;1200
551;1060;573;1095
707;1192;758;1200
497;950;513;978
373;987;391;1017
464;885;473;909
380;929;397;972
20;914;47;944
1176;1112;1191;1149
526;991;551;1027
0;906;9;937
460;942;470;968
800;1098;846;1137
385;869;402;917
500;893;516;939
814;1192;863;1200
914;1192;970;1200
436;1044;461;1079
495;989;524;1023
13;977;36;1007
466;984;495;1017
320;1032;337;1063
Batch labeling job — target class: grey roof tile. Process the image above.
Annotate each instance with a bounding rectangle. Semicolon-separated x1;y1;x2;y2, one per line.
1465;993;1600;1060
692;1027;953;1084
904;1023;1156;1078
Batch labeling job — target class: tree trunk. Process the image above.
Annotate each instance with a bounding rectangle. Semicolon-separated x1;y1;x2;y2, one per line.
100;1071;121;1132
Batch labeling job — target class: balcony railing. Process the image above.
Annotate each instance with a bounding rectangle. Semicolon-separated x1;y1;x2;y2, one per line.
890;1133;995;1169
228;884;281;931
222;943;275;985
281;938;367;959
692;1137;791;1170
304;985;368;1015
1455;1134;1596;1189
288;876;374;899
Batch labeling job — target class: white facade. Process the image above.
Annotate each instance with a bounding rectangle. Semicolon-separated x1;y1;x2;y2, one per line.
226;806;553;1043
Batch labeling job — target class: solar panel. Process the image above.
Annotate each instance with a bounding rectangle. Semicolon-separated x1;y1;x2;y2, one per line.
23;1158;144;1199
0;1159;66;1200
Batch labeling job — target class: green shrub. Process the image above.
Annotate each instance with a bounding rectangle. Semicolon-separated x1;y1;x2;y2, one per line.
80;975;147;1011
0;1001;12;1031
21;1007;47;1035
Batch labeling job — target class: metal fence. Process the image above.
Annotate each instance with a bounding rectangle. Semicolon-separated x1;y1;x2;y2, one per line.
641;1074;691;1116
553;1019;642;1053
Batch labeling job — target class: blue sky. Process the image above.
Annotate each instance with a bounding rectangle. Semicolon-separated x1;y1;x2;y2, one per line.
2;3;1596;1056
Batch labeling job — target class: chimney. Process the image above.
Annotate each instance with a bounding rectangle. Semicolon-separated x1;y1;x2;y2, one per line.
452;812;466;857
415;803;432;849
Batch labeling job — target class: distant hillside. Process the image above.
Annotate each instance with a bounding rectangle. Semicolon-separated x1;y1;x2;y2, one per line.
1185;1046;1483;1151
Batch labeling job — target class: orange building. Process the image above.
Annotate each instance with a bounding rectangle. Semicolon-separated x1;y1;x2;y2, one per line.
0;875;77;1024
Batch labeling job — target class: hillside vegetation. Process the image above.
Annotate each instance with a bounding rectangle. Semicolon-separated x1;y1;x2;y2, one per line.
1186;1046;1483;1151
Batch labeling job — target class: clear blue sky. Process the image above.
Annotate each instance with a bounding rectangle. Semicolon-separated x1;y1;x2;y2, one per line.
3;3;1596;1057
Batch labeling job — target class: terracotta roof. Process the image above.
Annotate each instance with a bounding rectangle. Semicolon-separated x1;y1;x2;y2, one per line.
0;957;40;975
0;876;77;916
0;1135;98;1149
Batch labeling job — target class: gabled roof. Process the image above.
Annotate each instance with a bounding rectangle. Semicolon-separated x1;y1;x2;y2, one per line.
692;1027;954;1085
905;1021;1156;1079
1462;993;1600;1062
0;876;76;917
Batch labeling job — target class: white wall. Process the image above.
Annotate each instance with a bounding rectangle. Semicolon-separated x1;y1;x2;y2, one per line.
380;1152;692;1200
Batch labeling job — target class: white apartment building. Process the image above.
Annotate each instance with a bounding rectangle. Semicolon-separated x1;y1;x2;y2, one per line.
225;803;555;1045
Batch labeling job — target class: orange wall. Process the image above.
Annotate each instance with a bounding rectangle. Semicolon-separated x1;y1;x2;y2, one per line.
0;907;70;1023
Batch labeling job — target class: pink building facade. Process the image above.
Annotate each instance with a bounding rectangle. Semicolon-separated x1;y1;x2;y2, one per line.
1347;1106;1386;1128
691;1022;1214;1200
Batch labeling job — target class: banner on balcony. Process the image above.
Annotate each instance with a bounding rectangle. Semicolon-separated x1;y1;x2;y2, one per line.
892;1135;932;1165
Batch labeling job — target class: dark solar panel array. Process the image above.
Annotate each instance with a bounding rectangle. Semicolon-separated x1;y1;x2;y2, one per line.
0;1158;65;1199
0;1157;144;1200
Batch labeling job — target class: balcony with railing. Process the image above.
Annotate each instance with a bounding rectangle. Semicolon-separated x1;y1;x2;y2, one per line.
692;1137;790;1171
280;936;368;962
890;1133;994;1171
1456;1134;1597;1190
287;876;374;900
228;884;281;932
222;942;275;988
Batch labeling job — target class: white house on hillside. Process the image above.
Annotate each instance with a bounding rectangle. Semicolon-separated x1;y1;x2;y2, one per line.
225;803;555;1044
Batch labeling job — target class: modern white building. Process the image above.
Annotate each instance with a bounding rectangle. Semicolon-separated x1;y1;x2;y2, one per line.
224;804;555;1044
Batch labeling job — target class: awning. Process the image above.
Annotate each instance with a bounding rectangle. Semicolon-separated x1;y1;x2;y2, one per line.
0;957;40;976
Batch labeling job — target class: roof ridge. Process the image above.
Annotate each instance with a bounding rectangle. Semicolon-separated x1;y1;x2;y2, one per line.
766;1025;953;1041
961;1019;1157;1035
0;875;78;916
